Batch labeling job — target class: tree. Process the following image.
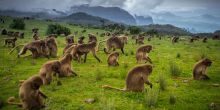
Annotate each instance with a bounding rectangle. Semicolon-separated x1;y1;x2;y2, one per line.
46;24;71;36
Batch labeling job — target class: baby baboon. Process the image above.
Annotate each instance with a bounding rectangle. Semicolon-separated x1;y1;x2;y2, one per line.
136;35;144;45
172;36;179;44
32;33;40;40
118;35;128;44
4;37;17;47
39;60;61;84
72;41;101;63
107;52;119;66
10;40;49;58
78;36;85;44
99;35;125;54
203;37;208;43
193;58;212;80
59;53;77;77
88;34;97;43
7;75;47;110
136;45;152;63
1;29;7;35
45;37;58;57
103;64;153;92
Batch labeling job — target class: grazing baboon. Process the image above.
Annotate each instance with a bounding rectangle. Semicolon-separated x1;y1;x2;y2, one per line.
1;29;7;35
103;64;153;92
88;34;97;43
108;52;119;66
118;35;128;44
136;35;144;45
39;60;61;84
4;37;17;47
32;28;39;33
7;75;47;110
45;37;58;57
203;37;208;43
32;33;40;40
99;35;125;54
136;45;152;63
78;36;85;44
10;40;49;58
71;41;101;63
172;36;179;44
193;58;212;80
59;53;77;77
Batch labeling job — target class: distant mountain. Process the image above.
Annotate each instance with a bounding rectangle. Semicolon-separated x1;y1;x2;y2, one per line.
134;15;153;25
141;24;191;35
57;12;115;26
69;4;136;25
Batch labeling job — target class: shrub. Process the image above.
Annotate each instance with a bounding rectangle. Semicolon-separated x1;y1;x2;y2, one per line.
169;62;182;77
145;89;159;107
159;74;167;91
128;26;141;35
9;19;25;30
46;24;71;36
176;53;181;58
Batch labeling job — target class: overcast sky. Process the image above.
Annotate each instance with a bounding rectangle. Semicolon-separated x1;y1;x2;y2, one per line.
0;0;219;17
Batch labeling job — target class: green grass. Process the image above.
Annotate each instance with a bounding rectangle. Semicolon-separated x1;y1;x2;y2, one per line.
0;16;220;110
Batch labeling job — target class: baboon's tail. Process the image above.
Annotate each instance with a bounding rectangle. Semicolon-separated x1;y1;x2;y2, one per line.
7;97;22;106
102;85;125;91
96;40;107;52
8;44;24;54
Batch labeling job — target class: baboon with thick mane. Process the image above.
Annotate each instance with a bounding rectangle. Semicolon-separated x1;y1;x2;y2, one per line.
7;75;47;110
103;64;153;92
88;33;97;43
59;53;77;77
107;51;119;66
4;37;17;47
45;37;58;58
136;45;153;63
193;58;212;80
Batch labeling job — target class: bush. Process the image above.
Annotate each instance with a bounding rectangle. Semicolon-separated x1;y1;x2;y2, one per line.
128;26;141;35
46;24;71;36
9;19;25;30
169;62;182;77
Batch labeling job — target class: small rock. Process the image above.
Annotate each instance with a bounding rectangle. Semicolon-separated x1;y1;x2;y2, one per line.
212;84;219;87
182;80;189;83
57;81;62;86
84;98;96;104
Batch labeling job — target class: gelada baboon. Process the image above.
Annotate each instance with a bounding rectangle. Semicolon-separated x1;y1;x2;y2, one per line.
45;37;58;58
193;58;212;80
203;37;208;43
108;51;119;66
47;34;57;38
88;33;97;43
4;37;17;47
9;40;49;58
78;36;85;44
66;35;74;44
59;53;77;77
71;41;101;63
103;64;153;92
136;35;144;45
99;35;125;54
39;60;61;84
7;75;47;110
136;45;152;63
118;35;128;44
172;36;179;44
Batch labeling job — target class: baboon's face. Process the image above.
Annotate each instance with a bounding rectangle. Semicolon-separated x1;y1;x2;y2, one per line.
31;76;43;90
203;58;212;66
52;62;61;73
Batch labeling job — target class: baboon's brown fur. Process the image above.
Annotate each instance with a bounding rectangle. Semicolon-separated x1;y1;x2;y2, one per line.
4;37;17;47
7;75;47;110
39;61;61;84
59;53;77;77
103;64;153;92
107;52;119;66
172;36;179;44
71;41;101;63
118;35;128;44
88;34;97;43
45;37;58;57
66;35;74;44
32;33;40;40
135;35;144;45
78;36;85;44
193;58;212;80
136;45;152;63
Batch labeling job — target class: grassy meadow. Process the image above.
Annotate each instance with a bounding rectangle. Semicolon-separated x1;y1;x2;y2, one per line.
0;16;220;110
